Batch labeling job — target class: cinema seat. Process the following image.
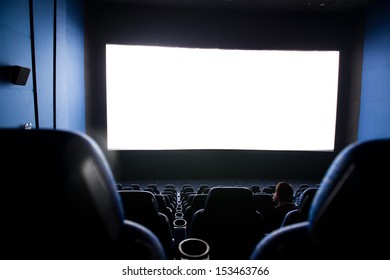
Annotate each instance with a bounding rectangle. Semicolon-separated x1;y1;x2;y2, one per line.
118;190;174;259
190;187;265;259
184;194;208;234
250;138;390;259
0;129;166;260
281;188;317;227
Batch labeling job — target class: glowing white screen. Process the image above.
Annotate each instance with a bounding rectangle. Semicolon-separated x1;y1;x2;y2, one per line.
106;44;339;151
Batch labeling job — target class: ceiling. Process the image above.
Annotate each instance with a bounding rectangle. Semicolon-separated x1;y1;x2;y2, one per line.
86;0;377;12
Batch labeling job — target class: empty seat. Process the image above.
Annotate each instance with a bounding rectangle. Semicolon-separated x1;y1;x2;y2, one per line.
118;190;174;259
161;190;176;210
197;184;209;194
294;184;309;203
147;184;160;194
184;194;208;234
0;129;166;259
144;187;159;194
182;192;196;211
262;186;274;194
181;185;195;198
130;184;141;190
253;193;277;233
250;138;390;259
155;194;175;226
281;188;318;227
190;187;265;259
164;185;177;194
250;185;261;193
203;187;211;194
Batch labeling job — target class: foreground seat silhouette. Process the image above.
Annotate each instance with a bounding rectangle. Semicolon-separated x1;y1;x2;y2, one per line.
250;138;390;259
190;187;265;259
0;129;166;260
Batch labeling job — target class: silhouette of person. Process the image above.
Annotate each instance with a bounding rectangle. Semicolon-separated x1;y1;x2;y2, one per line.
272;181;297;229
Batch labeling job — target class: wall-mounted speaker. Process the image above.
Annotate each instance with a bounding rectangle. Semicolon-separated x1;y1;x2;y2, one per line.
10;66;31;86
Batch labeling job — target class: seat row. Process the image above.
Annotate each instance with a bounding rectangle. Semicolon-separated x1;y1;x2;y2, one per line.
117;184;319;259
2;128;389;260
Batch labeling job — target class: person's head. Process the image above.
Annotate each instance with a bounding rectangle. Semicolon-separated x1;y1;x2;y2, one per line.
273;182;294;205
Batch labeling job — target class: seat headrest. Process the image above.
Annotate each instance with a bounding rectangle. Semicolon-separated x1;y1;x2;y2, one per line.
204;187;255;214
118;190;160;218
0;129;124;257
192;194;208;205
250;185;261;193
308;138;390;255
254;193;274;206
297;188;317;214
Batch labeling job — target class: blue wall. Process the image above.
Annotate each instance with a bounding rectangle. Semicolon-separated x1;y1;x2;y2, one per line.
56;0;85;131
0;0;34;128
359;0;390;140
34;0;54;129
0;0;85;132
